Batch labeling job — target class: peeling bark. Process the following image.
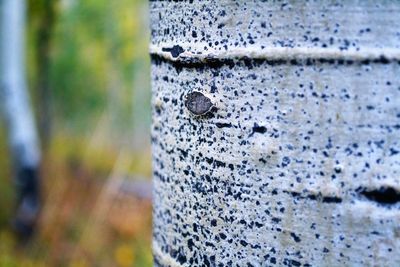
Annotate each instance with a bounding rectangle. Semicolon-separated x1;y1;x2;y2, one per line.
151;1;400;266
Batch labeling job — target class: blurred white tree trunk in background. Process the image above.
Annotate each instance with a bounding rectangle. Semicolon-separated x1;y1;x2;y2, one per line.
0;0;41;237
150;1;400;266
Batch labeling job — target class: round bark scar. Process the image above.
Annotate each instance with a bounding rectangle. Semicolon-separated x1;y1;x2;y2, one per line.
184;91;214;116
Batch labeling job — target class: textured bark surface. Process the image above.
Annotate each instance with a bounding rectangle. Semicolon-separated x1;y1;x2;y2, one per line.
150;1;400;266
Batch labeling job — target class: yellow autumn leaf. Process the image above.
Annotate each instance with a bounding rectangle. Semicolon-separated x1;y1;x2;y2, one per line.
114;244;134;267
70;258;89;267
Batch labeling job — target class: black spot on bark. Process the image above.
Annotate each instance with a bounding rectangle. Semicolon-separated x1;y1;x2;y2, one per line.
357;187;400;204
284;259;301;267
290;232;301;243
214;160;226;168
240;240;248;246
250;123;267;136
321;196;342;203
285;190;342;203
216;122;232;128
219;232;227;239
187;239;194;251
176;252;187;264
271;217;281;223
162;45;185;58
203;255;211;267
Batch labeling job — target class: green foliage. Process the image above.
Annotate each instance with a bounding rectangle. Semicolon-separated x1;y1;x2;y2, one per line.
0;0;152;266
47;0;150;132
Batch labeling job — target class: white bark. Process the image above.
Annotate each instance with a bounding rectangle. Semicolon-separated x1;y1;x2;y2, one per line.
0;0;41;237
150;1;400;266
0;0;40;169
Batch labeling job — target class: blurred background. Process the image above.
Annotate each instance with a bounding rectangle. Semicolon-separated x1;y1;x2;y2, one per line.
0;0;152;266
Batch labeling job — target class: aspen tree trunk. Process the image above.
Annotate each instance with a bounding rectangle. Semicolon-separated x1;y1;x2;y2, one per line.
150;1;400;266
0;0;41;237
